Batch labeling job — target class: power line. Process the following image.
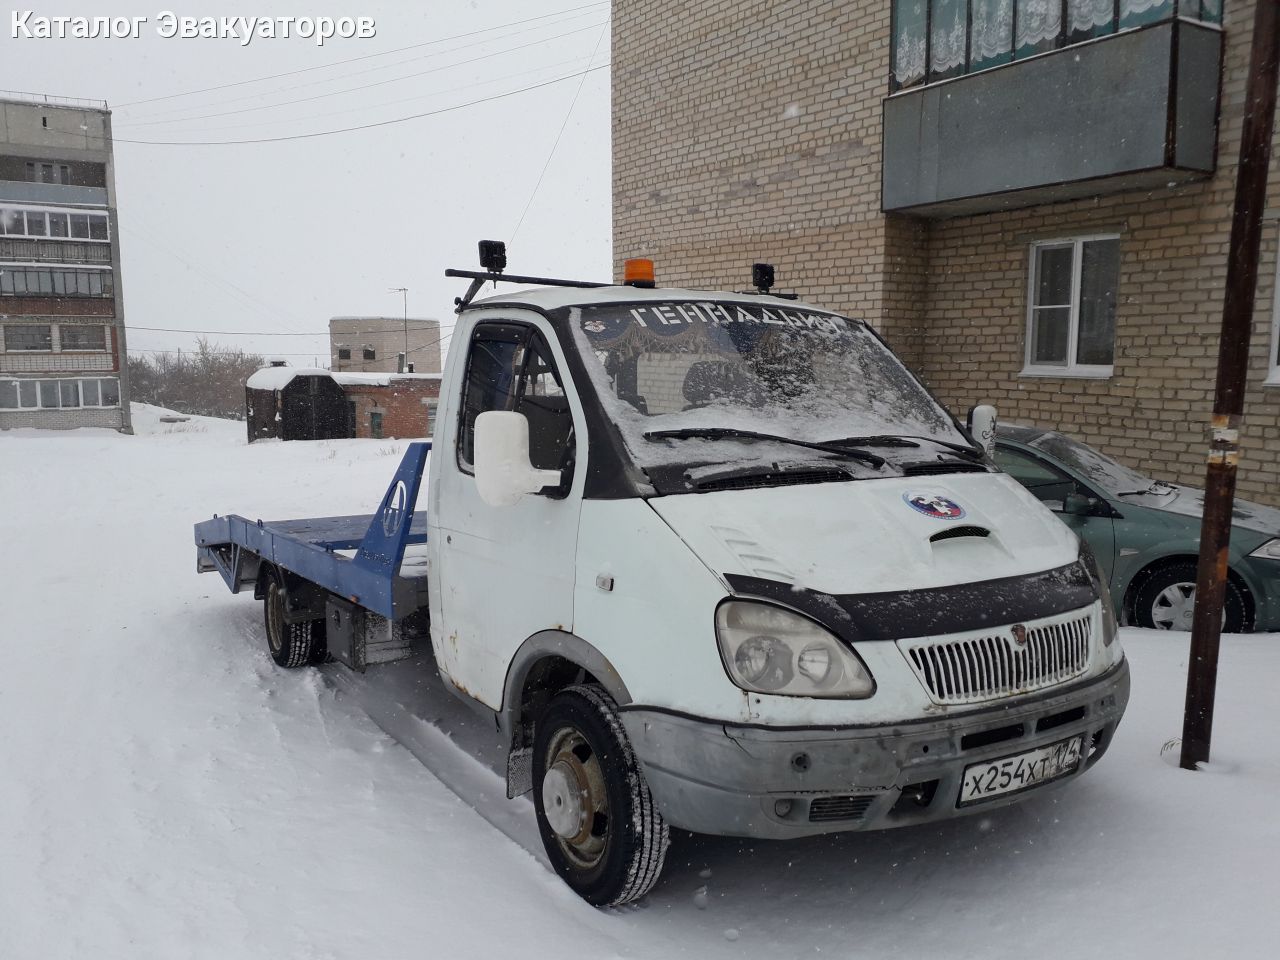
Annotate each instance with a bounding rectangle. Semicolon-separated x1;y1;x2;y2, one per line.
130;323;441;336
117;22;607;129
102;65;609;146
511;22;609;245
114;1;609;108
127;54;596;135
119;9;605;122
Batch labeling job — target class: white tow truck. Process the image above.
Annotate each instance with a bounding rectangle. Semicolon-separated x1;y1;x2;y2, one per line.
195;244;1130;906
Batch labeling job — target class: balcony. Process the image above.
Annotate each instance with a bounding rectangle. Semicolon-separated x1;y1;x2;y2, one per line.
882;15;1222;217
0;180;108;207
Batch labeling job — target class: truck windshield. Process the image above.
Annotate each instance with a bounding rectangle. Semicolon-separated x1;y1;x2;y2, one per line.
571;300;967;469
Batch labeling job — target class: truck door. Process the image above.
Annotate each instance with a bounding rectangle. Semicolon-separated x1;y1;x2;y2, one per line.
431;319;584;710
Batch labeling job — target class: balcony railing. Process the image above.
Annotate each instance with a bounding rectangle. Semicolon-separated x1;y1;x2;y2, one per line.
0;89;108;111
891;0;1222;91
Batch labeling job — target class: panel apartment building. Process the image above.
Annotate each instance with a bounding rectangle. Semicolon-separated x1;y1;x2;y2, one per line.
0;92;130;431
613;1;1280;505
329;316;442;374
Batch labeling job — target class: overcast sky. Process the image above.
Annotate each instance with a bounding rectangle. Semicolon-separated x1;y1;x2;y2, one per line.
4;1;613;367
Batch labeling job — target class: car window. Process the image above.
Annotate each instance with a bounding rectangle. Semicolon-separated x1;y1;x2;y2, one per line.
994;445;1080;511
456;323;575;478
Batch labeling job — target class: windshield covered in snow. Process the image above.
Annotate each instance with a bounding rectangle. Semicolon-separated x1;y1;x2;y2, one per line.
571;300;966;469
1030;432;1159;495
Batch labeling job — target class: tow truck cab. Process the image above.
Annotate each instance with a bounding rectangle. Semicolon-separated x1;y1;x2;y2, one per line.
425;267;1129;905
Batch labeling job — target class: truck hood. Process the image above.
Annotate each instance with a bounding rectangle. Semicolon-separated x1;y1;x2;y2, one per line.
647;472;1079;596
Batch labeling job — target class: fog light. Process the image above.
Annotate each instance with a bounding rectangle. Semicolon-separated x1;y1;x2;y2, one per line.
774;799;794;818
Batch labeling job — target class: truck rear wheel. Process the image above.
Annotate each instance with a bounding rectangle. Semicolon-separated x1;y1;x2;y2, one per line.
532;684;669;906
262;569;325;668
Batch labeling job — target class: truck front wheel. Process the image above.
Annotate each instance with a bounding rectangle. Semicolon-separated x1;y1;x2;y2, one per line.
262;569;325;668
532;684;669;906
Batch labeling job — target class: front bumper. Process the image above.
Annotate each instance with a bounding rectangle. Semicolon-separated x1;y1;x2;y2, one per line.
620;659;1130;839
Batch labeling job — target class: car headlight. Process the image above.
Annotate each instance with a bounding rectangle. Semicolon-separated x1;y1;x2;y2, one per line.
1249;538;1280;561
1077;540;1120;648
715;600;874;698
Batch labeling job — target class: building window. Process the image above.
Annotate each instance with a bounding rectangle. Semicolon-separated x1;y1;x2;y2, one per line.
1024;236;1120;377
890;0;1220;91
425;399;438;437
363;347;376;361
0;207;110;242
5;324;53;351
369;410;384;439
1268;247;1280;387
0;377;120;409
25;162;71;184
0;267;113;298
337;347;351;361
58;325;107;351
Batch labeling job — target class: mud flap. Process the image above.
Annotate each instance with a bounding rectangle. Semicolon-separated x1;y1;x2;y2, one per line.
506;746;533;799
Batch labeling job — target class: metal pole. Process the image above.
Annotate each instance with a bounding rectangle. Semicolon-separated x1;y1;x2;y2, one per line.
389;286;409;374
1180;0;1280;771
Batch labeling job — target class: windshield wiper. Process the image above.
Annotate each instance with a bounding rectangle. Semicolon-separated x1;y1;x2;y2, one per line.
835;434;986;459
643;427;885;468
1117;481;1176;497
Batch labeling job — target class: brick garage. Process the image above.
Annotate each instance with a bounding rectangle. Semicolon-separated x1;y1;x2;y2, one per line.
612;0;1280;505
335;372;440;440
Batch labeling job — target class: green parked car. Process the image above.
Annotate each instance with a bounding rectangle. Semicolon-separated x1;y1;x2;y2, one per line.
995;424;1280;633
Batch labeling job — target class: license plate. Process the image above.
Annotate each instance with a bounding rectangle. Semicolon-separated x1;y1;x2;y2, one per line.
958;735;1083;806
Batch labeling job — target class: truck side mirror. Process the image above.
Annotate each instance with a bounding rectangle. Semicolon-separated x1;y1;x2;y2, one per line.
473;411;563;507
967;403;997;458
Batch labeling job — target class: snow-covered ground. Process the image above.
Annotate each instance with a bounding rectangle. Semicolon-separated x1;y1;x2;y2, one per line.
2;404;1275;959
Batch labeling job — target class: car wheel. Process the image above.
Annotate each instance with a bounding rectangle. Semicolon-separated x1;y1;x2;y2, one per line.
532;684;669;906
1131;561;1247;633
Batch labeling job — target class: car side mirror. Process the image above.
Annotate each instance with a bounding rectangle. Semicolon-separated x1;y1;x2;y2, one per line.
1063;492;1094;517
967;403;997;458
473;411;563;507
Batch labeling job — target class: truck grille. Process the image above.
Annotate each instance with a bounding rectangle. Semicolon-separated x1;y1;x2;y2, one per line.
899;610;1093;706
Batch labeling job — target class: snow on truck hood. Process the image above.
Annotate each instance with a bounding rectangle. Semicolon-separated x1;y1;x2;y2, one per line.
647;471;1079;597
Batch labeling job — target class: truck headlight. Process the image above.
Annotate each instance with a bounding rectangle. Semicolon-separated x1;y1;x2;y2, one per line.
715;601;874;698
1249;538;1280;561
1079;541;1119;648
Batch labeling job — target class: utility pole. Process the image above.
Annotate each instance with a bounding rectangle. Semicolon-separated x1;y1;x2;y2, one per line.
1181;0;1280;771
390;286;409;373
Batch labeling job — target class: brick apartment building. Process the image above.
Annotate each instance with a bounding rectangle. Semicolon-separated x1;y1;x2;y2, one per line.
612;1;1280;505
0;91;130;431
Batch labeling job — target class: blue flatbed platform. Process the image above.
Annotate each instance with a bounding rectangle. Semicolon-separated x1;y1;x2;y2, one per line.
194;442;431;620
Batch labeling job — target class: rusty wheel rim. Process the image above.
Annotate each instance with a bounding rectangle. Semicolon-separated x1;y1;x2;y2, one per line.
542;726;609;870
266;581;285;655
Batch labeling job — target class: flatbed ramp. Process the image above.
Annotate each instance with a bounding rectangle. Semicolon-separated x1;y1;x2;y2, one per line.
195;442;432;622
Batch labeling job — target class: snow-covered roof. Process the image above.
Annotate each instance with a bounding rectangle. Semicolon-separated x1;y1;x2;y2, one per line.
331;371;442;386
245;367;330;391
246;366;441;391
467;283;839;315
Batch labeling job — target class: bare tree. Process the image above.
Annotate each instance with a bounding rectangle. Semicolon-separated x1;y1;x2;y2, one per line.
127;339;265;419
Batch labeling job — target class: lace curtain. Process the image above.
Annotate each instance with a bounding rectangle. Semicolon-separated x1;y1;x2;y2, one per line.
1068;0;1114;35
1016;0;1063;51
893;0;927;86
970;0;1014;65
930;0;968;77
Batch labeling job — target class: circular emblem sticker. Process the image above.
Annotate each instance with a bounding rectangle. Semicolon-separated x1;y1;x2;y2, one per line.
903;491;966;520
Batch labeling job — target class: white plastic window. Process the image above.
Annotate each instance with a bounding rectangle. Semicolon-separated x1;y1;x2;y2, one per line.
1023;235;1119;378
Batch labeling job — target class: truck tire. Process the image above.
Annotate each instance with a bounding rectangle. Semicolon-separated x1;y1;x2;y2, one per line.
262;569;326;668
532;684;669;906
1131;560;1247;633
